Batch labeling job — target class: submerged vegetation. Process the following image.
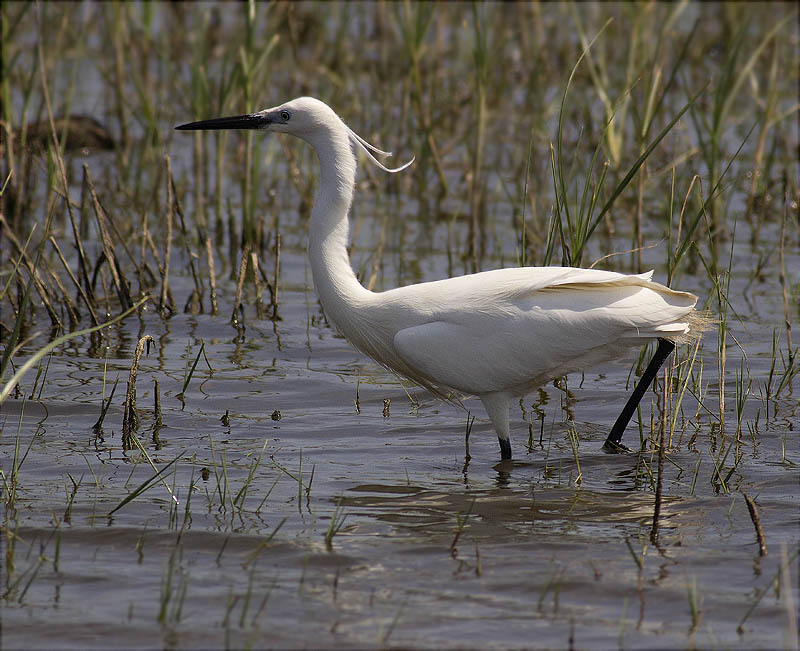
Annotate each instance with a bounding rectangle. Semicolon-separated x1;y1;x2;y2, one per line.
1;2;798;648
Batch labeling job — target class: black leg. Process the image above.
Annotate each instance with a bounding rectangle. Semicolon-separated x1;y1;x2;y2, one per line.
603;338;675;453
498;436;512;460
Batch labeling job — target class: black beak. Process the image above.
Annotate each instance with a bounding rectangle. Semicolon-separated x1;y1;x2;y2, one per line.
175;113;269;131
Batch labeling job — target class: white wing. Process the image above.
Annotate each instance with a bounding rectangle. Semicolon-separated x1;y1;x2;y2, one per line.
391;268;696;397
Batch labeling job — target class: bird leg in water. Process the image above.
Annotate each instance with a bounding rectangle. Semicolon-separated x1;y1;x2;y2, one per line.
498;437;512;460
480;392;513;460
602;338;676;453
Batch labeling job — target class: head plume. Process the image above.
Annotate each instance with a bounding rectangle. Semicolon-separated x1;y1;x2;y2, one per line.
345;125;415;174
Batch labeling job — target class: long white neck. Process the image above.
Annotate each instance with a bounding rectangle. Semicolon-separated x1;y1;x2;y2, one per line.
306;124;373;329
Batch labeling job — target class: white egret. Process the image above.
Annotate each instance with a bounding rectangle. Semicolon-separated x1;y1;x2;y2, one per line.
177;97;703;460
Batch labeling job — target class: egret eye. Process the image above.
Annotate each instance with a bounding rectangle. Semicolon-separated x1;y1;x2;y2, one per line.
280;110;291;122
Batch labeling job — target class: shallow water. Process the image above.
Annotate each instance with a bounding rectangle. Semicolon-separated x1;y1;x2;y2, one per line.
3;2;799;649
3;225;798;648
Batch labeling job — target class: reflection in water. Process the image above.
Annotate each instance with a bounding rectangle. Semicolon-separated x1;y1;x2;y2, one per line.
607;465;649;492
341;477;670;544
493;460;515;489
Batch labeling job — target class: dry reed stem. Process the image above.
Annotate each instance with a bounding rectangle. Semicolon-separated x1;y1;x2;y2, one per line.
256;263;276;312
463;413;473;473
0;214;62;327
1;128;17;220
205;237;219;316
49;235;100;325
153;378;162;429
54;149;93;303
159;155;175;316
743;493;768;556
101;201;156;286
93;374;119;432
143;229;175;310
123;334;155;447
84;164;132;309
232;245;250;326
169;169;203;300
779;178;793;358
41;255;79;323
79;167;90;240
250;251;265;319
271;232;281;320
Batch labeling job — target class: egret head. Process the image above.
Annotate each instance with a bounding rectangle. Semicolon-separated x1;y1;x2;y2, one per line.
175;97;328;136
176;97;413;174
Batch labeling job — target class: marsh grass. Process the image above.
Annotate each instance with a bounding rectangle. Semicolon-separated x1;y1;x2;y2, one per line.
177;339;211;403
92;373;119;432
324;496;348;551
109;451;183;516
